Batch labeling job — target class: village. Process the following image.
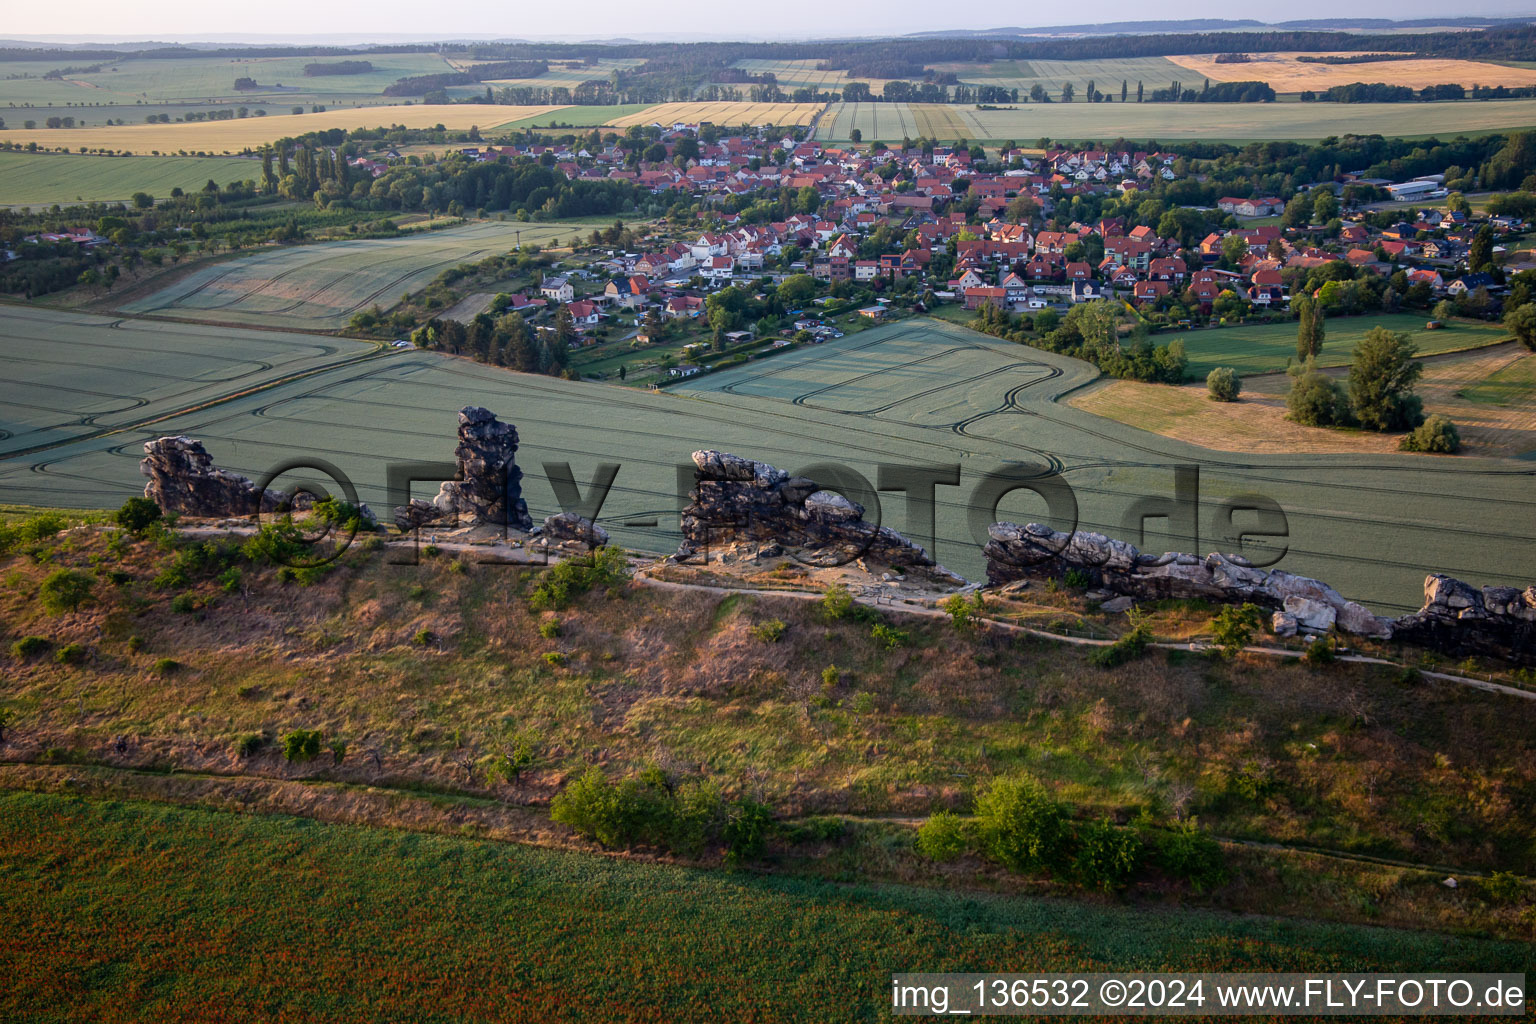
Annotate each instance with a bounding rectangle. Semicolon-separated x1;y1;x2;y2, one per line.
360;123;1526;383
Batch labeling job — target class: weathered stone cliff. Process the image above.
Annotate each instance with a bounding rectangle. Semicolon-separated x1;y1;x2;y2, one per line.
1393;575;1536;666
678;450;961;581
141;436;293;518
984;521;1395;638
393;407;533;532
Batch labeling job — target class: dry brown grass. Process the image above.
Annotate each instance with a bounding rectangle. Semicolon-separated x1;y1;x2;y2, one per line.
1071;343;1536;458
1172;52;1536;92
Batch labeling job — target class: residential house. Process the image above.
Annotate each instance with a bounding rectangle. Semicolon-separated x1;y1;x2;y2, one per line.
540;277;574;304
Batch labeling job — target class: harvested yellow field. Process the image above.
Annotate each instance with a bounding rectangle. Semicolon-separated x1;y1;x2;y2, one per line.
0;105;562;155
603;102;823;129
1172;52;1536;92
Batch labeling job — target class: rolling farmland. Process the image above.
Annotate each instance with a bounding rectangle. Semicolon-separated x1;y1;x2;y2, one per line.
0;104;555;154
0;152;260;206
601;101;824;129
475;57;647;90
3;312;1532;614
816;98;1536;143
935;56;1207;97
1173;52;1536;92
118;220;586;330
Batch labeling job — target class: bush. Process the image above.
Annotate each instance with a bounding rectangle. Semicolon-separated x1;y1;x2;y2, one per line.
1481;871;1529;906
1073;818;1143;891
750;618;787;643
723;798;774;864
542;651;566;666
1286;360;1352;427
819;582;855;620
55;642;87;665
1303;637;1337;665
940;593;985;631
38;568;94;615
283;729;323;762
1088;615;1152;668
1206;366;1241;402
0;512;69;557
11;636;50;660
1400;413;1460;453
170;593;197;614
1153;820;1227;891
115;497;162;534
870;622;909;649
412;628;434;646
1062;568;1092;590
528;546;629;611
152;657;180;675
1211;603;1263;656
538;620;561;639
915;810;969;862
974;775;1073;875
234;733;264;757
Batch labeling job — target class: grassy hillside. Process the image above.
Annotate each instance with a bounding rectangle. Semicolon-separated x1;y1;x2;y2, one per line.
2;790;1528;1024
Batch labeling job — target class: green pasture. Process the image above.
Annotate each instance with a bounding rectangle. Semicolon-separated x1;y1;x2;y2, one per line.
1458;351;1536;405
2;312;1533;610
470;57;646;92
118;220;588;330
0;52;452;108
4;792;1522;1023
1174;313;1510;378
815;99;1536;143
0;151;260;206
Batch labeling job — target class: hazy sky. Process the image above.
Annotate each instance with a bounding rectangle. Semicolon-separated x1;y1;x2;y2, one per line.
6;0;1532;40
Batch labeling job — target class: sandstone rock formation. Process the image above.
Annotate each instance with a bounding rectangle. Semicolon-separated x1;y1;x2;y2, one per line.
540;512;610;550
392;407;532;532
678;450;960;581
1393;575;1536;666
984;521;1395;639
141;436;293;518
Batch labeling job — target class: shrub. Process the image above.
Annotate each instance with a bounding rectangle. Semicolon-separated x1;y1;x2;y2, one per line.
1211;603;1263;656
1088;617;1152;668
170;593;197;614
1073;818;1143;891
1303;637;1337;665
126;635;144;652
0;512;68;557
1206;366;1241;402
821;664;840;689
750;618;787;643
1153;819;1227;891
218;566;243;592
974;775;1073;875
1481;871;1529;906
819;582;855;620
114;497;162;534
55;642;87;665
915;810;969;862
412;628;434;646
1286;359;1351;427
152;657;180;675
538;620;561;639
11;636;50;660
38;568;94;615
1062;568;1092;590
723;798;774;864
1400;413;1460;454
330;740;347;765
528;546;629;611
870;622;909;649
940;593;985;631
283;729;322;762
542;651;566;667
234;733;264;757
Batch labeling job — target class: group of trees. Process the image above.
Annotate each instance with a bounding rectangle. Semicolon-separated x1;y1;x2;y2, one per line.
1287;327;1438;441
407;308;573;377
1301;82;1467;103
973;300;1188;383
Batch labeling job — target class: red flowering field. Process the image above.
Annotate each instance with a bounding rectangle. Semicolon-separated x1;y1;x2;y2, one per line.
2;791;1527;1023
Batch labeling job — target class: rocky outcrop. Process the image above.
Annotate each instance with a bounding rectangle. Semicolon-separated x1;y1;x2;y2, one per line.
1393;575;1536;666
541;512;609;550
141;436;293;518
678;450;960;581
392;407;532;532
984;521;1395;639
